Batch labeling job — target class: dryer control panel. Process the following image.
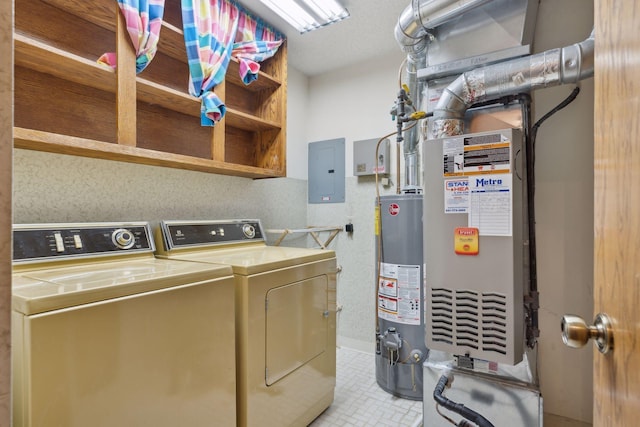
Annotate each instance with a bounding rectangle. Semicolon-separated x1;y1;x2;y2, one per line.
161;220;264;250
13;222;154;263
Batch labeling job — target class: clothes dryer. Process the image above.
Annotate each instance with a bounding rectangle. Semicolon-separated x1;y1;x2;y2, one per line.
12;222;236;427
155;219;338;427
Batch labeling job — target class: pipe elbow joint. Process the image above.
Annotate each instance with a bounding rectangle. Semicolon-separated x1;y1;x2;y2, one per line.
560;34;595;83
395;27;428;57
395;4;429;56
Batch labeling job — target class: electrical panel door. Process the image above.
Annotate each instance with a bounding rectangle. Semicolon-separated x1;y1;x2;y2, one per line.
308;138;345;204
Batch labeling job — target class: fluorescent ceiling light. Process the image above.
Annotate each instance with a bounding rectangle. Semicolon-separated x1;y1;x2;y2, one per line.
260;0;350;34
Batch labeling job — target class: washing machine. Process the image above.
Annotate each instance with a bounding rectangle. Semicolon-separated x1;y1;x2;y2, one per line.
154;219;338;427
12;222;237;427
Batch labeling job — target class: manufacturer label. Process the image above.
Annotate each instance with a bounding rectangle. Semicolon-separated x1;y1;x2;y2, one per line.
388;203;400;216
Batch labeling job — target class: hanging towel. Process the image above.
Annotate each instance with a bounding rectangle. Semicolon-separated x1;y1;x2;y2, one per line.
232;11;284;85
182;0;285;125
182;0;240;126
98;0;165;73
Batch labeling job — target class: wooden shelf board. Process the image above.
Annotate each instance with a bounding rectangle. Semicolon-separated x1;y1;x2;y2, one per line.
136;77;201;117
158;21;187;62
226;58;282;92
14;128;285;178
224;108;281;132
134;82;281;131
14;33;116;93
41;0;115;33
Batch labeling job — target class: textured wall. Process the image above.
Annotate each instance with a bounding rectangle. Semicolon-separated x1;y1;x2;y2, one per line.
286;66;310;180
13;150;308;241
305;51;406;352
532;0;594;422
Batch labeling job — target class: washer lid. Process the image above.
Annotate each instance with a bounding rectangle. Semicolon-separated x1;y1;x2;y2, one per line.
12;258;233;315
165;245;335;275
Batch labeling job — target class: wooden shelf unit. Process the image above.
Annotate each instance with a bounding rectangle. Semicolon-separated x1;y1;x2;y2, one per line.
13;0;287;178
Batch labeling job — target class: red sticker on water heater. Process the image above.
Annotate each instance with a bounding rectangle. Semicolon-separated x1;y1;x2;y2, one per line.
388;203;400;216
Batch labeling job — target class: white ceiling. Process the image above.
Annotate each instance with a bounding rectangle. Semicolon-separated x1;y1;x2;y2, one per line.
237;0;410;76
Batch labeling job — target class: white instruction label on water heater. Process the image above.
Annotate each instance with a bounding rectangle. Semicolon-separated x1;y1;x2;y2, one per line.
378;263;421;325
468;174;512;236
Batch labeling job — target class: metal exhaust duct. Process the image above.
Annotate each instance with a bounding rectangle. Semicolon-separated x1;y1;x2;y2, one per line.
402;57;424;190
394;0;492;59
394;0;517;188
431;29;595;138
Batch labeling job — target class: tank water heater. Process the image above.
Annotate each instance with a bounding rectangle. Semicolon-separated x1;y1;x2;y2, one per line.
423;128;527;365
375;193;427;400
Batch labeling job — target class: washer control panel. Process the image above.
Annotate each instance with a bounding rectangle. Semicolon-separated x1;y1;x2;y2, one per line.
162;220;264;249
13;222;154;263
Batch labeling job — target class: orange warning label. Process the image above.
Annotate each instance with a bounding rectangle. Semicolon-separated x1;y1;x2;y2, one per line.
454;227;479;255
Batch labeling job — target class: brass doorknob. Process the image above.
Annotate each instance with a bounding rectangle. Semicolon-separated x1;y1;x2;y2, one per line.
561;313;613;354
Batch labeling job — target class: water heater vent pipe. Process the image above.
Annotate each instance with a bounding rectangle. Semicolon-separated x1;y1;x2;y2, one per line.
431;29;595;138
395;0;490;188
395;0;492;59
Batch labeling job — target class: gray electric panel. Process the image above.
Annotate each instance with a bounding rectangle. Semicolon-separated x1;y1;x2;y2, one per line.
423;128;527;365
308;138;345;204
353;138;390;176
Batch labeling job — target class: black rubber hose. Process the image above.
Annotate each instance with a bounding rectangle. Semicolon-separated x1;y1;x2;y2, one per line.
433;375;495;427
531;87;581;147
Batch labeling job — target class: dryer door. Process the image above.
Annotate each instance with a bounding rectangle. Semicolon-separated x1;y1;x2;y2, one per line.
265;275;328;385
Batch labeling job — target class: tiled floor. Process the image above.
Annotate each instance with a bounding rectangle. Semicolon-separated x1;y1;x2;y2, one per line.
309;347;422;427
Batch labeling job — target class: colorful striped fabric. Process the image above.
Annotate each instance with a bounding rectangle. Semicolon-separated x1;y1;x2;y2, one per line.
232;11;284;84
182;0;240;125
182;0;284;126
98;0;165;73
